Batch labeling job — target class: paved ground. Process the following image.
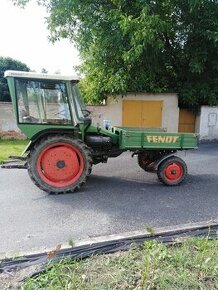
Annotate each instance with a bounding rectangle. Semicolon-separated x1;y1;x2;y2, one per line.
0;142;218;256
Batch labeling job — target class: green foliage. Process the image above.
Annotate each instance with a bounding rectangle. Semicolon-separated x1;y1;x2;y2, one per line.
13;0;218;108
0;57;30;102
0;139;28;163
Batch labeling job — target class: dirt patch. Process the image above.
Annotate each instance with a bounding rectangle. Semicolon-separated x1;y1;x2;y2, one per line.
0;265;40;290
0;131;26;140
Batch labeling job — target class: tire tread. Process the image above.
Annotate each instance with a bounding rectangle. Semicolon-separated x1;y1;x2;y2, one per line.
157;156;187;186
28;135;92;194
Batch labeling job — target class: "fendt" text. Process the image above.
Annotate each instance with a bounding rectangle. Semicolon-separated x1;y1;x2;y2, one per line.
146;136;180;143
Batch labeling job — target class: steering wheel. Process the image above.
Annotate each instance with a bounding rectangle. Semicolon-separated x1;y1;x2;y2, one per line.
54;109;66;117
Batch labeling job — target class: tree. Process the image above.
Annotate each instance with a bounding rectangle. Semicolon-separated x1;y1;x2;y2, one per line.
13;0;218;109
0;57;30;102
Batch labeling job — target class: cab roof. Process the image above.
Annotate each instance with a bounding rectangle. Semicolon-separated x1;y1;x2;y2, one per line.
4;70;80;81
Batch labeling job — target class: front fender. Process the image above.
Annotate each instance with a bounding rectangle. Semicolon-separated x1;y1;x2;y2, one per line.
20;128;80;155
153;153;177;170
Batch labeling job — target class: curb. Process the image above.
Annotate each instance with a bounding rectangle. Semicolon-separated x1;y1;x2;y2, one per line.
1;219;217;261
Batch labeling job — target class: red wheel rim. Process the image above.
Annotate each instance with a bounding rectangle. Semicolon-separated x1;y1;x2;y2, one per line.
36;142;84;188
164;162;183;182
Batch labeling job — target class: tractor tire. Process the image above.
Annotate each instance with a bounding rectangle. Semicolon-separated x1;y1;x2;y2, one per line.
27;135;92;194
157;156;187;186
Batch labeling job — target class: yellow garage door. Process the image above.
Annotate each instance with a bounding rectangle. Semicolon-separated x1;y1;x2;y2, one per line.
178;109;196;133
122;100;163;128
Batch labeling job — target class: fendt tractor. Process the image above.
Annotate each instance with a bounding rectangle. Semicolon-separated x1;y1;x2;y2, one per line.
2;70;198;194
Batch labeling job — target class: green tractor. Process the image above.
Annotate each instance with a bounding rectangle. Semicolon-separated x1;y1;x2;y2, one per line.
3;70;198;194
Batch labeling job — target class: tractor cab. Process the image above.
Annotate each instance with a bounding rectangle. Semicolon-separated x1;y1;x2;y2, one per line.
4;71;91;137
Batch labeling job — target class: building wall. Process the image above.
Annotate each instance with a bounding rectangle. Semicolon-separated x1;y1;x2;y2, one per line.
199;106;218;140
89;93;179;133
0;103;18;131
86;105;107;126
2;102;218;140
0;93;179;133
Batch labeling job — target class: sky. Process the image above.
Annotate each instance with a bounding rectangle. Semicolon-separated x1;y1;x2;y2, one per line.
0;0;81;74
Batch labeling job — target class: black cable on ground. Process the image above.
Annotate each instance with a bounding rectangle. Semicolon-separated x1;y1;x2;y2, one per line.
0;224;217;275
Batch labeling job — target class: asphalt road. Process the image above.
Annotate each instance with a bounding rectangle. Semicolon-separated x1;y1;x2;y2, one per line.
0;142;218;256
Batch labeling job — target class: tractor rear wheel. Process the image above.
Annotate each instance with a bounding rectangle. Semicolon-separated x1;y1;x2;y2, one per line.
157;156;187;186
28;135;92;194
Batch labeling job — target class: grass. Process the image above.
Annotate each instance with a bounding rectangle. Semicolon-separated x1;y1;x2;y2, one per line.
68;239;75;247
0;139;28;163
23;237;218;290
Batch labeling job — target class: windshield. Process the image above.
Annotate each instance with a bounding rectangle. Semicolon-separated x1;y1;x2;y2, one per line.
71;83;87;119
15;79;72;124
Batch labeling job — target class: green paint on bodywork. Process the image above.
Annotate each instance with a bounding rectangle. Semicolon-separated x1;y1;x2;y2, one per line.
117;129;197;150
18;124;76;139
7;77;17;120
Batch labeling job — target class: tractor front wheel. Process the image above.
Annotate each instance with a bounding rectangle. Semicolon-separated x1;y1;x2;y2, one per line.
157;156;187;186
28;135;92;194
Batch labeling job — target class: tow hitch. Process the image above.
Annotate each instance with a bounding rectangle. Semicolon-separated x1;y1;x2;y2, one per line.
1;156;27;169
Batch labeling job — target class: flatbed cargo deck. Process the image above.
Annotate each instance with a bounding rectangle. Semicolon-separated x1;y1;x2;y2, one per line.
112;127;198;150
